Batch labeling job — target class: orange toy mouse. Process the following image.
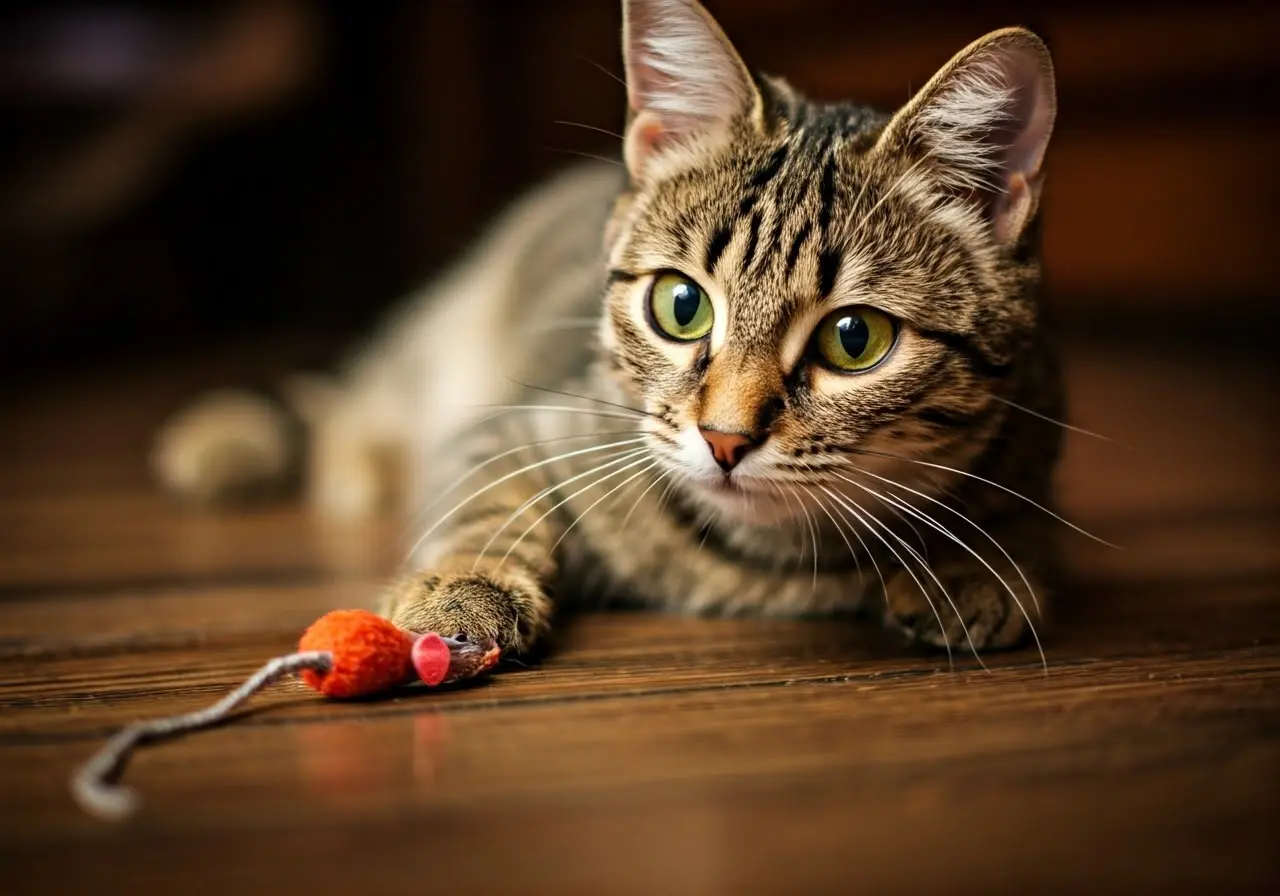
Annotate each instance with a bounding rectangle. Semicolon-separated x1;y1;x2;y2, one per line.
71;609;500;821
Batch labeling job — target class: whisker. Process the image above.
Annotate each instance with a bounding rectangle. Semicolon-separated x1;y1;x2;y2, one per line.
874;487;1047;673
805;486;864;582
467;403;643;422
822;488;957;669
543;147;624;168
847;465;1042;617
992;395;1127;447
541;460;662;566
817;485;887;608
695;504;723;556
400;428;641;544
609;462;652;514
499;455;657;571
527;316;600;334
857;481;928;558
768;483;804;570
656;476;679;516
407;437;647;560
472;447;650;571
553;119;624;141
502;379;660;421
785;483;821;594
847;492;989;670
621;467;670;529
845;446;1120;549
819;486;890;627
578;55;626;88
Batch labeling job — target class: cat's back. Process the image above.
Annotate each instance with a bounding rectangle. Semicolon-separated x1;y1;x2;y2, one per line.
153;160;625;514
387;160;626;474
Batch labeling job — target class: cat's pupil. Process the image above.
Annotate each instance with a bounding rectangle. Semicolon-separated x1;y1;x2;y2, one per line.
836;315;869;358
672;283;701;326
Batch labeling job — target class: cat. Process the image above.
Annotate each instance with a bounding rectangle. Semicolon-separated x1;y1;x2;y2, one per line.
153;0;1064;663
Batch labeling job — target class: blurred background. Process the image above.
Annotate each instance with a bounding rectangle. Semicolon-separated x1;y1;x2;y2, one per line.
0;0;1276;384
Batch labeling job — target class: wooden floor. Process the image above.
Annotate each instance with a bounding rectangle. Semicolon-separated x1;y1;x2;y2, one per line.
1;339;1276;895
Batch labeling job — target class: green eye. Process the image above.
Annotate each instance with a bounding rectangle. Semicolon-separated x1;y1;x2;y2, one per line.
812;307;897;372
648;272;713;342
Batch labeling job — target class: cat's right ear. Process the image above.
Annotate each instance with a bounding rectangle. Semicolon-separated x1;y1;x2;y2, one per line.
622;0;761;183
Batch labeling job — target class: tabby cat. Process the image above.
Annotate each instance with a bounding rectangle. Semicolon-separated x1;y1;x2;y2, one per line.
154;0;1065;663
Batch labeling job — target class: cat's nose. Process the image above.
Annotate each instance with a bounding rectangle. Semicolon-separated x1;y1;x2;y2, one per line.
699;426;758;472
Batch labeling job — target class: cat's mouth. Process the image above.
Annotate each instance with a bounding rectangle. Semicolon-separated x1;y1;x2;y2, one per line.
692;466;759;497
706;472;745;492
696;475;752;503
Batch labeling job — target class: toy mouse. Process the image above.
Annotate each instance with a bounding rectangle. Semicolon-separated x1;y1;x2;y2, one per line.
71;609;500;821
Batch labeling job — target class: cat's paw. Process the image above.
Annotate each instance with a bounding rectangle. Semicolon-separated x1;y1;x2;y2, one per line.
882;562;1046;654
152;390;297;506
382;569;550;654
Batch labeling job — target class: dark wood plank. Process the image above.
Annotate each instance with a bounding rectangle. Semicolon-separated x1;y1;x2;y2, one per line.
1;655;1275;894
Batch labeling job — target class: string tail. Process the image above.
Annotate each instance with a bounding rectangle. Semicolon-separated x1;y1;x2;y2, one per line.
71;650;332;822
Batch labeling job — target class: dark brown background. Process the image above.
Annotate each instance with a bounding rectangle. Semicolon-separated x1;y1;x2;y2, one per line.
2;0;1276;381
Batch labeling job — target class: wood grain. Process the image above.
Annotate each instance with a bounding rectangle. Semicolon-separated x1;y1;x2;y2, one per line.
0;338;1276;894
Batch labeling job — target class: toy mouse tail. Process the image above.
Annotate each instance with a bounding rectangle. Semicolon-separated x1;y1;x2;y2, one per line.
71;650;332;822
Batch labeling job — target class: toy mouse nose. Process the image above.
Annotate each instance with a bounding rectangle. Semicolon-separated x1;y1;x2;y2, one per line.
699;427;758;472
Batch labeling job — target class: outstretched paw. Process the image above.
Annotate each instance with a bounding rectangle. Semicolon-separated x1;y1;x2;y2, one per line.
382;569;550;654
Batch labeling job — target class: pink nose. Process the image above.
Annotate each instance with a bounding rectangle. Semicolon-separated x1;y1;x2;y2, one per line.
699;427;758;472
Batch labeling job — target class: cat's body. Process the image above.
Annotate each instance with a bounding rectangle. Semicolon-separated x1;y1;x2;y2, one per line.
154;0;1064;661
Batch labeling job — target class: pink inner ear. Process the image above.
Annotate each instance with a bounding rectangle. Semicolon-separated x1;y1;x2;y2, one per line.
905;35;1055;242
992;172;1030;245
983;47;1054;242
620;0;759;181
625;112;667;167
994;49;1055;184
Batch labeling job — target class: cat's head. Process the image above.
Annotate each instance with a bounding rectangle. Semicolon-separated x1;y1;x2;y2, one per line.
600;0;1057;523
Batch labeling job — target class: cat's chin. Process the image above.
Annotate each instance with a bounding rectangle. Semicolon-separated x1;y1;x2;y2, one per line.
682;475;796;526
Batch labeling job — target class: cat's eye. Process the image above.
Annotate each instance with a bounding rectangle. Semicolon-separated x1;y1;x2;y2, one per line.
811;307;897;373
648;272;713;342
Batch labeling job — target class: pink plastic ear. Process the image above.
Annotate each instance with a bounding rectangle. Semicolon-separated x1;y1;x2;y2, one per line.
412;633;452;686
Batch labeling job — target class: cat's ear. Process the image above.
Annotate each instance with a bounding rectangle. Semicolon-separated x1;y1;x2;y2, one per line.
875;28;1056;244
622;0;761;182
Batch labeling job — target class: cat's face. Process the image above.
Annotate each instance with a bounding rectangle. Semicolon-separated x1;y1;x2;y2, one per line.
601;0;1056;524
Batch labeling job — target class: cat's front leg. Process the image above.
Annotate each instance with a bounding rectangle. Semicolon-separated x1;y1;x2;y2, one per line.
881;523;1053;654
380;474;560;655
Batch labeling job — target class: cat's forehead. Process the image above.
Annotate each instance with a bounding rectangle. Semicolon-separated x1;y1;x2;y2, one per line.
640;119;983;331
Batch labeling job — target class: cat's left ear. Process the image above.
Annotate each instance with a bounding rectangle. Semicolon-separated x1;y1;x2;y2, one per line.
874;28;1056;245
622;0;762;183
